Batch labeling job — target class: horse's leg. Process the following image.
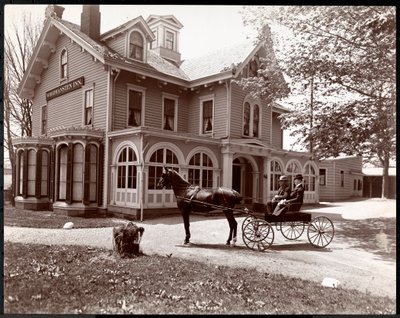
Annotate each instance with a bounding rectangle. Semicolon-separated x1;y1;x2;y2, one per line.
182;207;191;245
223;209;237;247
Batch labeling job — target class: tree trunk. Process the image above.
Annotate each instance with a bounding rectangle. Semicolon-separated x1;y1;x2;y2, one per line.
381;156;390;199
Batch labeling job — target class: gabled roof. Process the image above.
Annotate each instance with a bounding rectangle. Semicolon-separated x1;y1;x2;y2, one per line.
146;14;183;29
363;167;396;177
18;14;275;98
100;15;155;41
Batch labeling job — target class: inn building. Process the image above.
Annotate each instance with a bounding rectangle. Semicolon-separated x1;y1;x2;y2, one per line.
14;5;319;218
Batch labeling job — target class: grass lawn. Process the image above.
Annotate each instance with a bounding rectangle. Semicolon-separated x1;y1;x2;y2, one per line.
4;242;395;315
4;204;396;314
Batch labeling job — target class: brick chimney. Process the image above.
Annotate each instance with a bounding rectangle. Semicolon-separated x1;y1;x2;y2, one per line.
45;5;65;19
80;5;101;41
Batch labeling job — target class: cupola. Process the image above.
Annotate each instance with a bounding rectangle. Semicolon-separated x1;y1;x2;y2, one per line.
146;15;183;65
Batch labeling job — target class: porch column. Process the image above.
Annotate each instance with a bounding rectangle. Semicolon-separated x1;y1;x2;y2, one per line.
263;157;271;204
252;172;260;203
221;149;234;189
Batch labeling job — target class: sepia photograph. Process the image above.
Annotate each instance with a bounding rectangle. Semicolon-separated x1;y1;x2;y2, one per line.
3;4;396;314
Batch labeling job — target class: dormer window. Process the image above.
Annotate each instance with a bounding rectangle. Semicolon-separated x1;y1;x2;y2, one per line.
60;49;68;79
129;31;144;61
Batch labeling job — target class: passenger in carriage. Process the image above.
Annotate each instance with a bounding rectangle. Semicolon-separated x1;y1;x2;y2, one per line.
272;174;305;216
266;175;291;216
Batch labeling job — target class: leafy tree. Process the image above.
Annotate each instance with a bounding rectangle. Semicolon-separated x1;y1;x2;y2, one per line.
240;6;396;198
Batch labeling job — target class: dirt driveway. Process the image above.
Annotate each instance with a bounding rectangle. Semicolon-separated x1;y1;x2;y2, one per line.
4;199;396;299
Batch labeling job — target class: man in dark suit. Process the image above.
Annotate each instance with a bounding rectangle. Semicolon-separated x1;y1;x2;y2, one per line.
266;175;291;216
272;174;305;216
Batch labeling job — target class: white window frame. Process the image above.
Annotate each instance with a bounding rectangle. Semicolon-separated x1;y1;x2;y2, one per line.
199;94;214;135
41;105;47;135
242;99;262;138
164;28;176;50
83;86;94;126
126;83;146;128
60;47;68;81
126;29;146;62
162;93;179;132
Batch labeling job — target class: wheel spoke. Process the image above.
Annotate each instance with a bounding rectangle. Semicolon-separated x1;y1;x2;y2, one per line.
307;216;334;248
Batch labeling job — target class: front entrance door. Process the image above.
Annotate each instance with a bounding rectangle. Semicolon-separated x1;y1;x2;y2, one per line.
232;164;241;193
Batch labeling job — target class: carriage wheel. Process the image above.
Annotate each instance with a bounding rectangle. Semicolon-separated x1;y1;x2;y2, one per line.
280;222;305;240
307;216;335;248
241;215;255;233
242;219;274;251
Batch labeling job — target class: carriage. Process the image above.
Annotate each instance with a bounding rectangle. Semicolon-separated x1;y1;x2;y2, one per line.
240;203;335;251
157;168;335;251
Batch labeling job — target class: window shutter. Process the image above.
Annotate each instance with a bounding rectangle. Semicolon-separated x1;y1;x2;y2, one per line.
66;143;73;204
97;144;104;206
22;150;28;198
35;149;42;199
83;145;91;205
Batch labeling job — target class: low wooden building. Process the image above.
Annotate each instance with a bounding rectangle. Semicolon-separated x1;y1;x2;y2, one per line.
362;167;396;199
319;156;364;202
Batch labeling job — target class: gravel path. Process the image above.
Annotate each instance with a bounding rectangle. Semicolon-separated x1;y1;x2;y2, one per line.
4;199;396;299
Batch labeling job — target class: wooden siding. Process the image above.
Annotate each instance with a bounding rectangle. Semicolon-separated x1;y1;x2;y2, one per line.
104;36;126;56
271;112;283;148
319;156;363;201
229;82;272;144
113;73;189;132
230;81;247;139
32;35;108;136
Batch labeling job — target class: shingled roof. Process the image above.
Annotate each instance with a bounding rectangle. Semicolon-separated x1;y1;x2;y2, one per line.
180;40;257;81
19;14;262;98
58;17;259;82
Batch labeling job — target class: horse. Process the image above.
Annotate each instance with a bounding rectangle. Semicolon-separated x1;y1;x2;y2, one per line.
157;167;243;246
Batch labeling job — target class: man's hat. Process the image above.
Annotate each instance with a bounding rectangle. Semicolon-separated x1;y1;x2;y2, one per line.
278;175;288;181
294;174;303;181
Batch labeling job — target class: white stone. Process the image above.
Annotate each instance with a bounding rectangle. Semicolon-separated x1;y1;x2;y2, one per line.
321;277;339;288
63;222;74;229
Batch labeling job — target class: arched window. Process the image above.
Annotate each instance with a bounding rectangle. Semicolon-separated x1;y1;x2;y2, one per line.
188;152;214;188
72;144;84;202
253;104;260;137
41;151;49;197
61;49;68;79
243;100;261;138
304;163;316;191
27;150;36;196
117;146;137;190
58;145;68;200
85;145;98;202
286;161;301;188
243;102;250;136
270;160;283;191
148;148;179;190
129;31;144;61
18;151;24;195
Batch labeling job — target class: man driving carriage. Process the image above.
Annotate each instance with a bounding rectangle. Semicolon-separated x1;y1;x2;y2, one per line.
266;175;291;217
271;174;305;216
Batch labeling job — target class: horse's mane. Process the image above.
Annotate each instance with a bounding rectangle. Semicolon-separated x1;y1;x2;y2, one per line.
170;169;191;188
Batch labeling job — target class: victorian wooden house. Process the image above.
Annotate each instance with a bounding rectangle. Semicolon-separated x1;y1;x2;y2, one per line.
14;5;319;218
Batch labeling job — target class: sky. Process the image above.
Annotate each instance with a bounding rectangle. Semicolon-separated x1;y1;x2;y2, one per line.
3;4;302;161
4;4;257;60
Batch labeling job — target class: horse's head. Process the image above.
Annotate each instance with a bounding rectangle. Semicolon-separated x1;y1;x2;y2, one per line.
157;167;174;189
